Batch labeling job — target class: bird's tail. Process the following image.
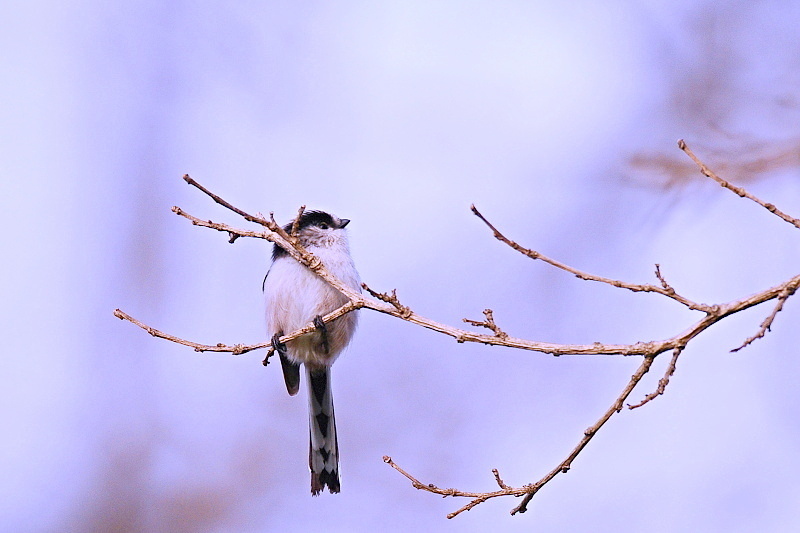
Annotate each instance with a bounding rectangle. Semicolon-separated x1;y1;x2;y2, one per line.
307;368;340;494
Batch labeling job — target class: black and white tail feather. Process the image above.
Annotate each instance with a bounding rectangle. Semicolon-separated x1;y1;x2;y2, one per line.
263;210;360;495
308;368;339;493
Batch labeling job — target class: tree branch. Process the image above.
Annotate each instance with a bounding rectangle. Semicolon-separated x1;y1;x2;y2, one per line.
114;157;800;519
678;140;800;230
463;309;509;340
470;205;712;312
730;283;796;352
113;308;268;355
628;347;684;409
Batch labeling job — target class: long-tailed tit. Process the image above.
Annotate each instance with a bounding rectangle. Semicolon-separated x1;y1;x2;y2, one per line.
263;210;360;495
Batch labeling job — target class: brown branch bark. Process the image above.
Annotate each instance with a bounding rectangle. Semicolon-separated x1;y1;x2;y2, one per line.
730;283;797;352
628;347;684;409
470;205;711;312
678;140;800;230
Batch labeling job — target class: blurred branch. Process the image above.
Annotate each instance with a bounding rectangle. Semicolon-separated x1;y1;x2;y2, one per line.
629;137;800;189
114;148;799;519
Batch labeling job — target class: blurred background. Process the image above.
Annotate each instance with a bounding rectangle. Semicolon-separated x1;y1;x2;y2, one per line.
2;1;799;532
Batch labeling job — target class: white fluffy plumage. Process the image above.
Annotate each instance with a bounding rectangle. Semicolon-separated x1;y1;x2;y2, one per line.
263;211;360;495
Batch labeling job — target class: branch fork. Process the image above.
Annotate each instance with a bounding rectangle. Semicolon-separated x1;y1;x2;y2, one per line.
463;309;509;340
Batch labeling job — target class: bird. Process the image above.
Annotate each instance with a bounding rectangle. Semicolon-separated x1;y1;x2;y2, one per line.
263;210;360;495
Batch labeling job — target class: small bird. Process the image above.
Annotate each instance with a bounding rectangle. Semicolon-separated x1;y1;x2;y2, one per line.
263;210;360;495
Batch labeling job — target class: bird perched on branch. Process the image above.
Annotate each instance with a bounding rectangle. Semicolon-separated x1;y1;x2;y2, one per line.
263;210;360;495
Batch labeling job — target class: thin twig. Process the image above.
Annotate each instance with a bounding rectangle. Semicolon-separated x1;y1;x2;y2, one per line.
654;264;674;292
290;205;306;237
114;301;361;364
113;309;268;355
361;283;412;318
383;355;656;517
172;206;274;241
382;456;523;518
171;205;324;288
470;205;712;312
510;354;656;515
463;309;509;340
182;175;270;227
678;140;800;230
492;469;511;490
731;284;796;352
628;347;684;409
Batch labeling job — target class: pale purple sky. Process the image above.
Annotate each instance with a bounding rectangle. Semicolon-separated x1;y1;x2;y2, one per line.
2;1;800;532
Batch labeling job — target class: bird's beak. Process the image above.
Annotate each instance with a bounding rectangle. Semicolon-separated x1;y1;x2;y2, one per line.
340;219;350;228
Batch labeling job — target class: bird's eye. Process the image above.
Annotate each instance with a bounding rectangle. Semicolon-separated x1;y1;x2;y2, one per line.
318;222;329;229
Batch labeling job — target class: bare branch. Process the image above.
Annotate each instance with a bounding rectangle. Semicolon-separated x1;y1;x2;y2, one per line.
182;174;271;227
731;284;797;352
361;283;412;318
114;161;800;519
654;264;674;291
470;205;712;312
172;206;275;242
113;308;268;355
628;347;684;409
678;140;800;230
114;300;362;365
384;355;658;518
463;309;509;340
382;456;523;519
492;469;511;490
510;354;656;515
290;205;306;237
